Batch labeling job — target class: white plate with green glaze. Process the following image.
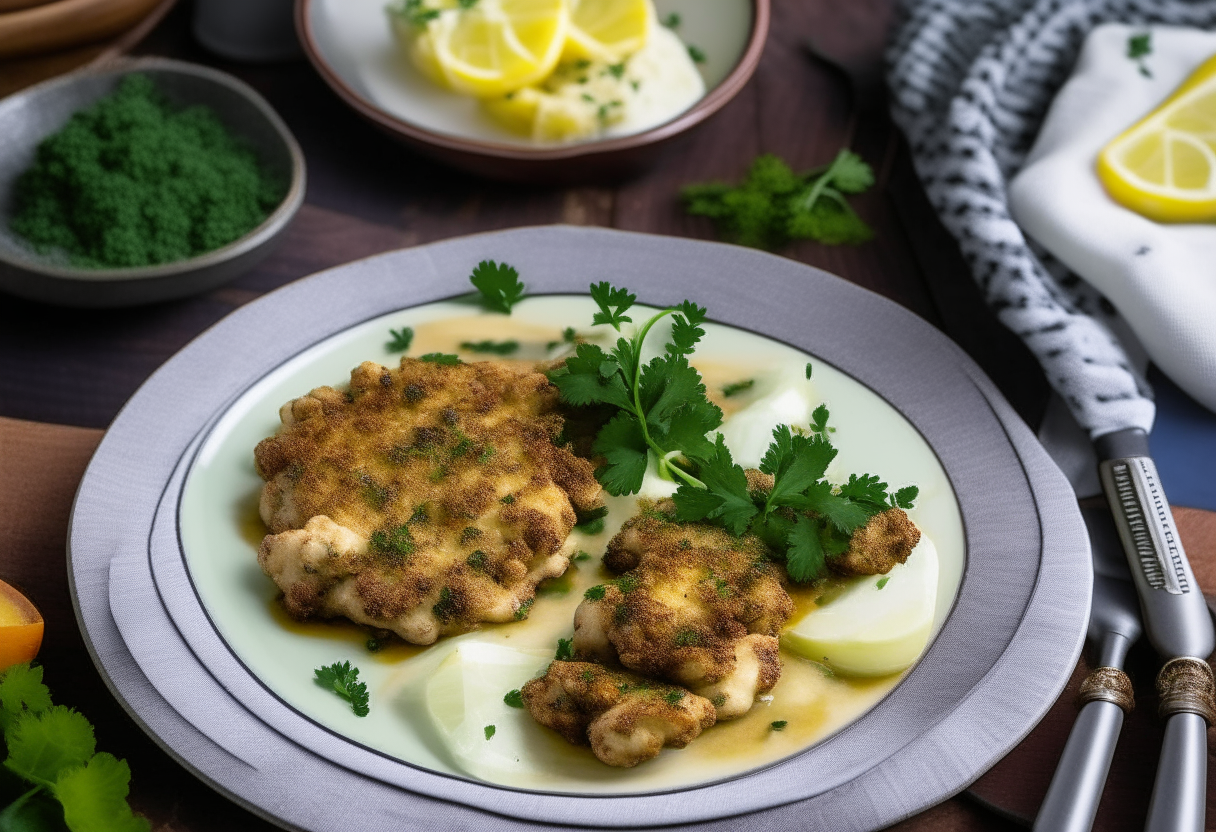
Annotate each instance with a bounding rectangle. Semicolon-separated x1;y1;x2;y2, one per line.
69;226;1089;830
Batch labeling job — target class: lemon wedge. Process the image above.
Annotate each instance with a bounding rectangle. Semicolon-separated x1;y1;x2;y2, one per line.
1097;52;1216;223
400;0;570;97
782;537;938;677
563;0;653;62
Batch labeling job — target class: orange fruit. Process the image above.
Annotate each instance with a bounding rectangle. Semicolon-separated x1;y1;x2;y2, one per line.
0;579;44;671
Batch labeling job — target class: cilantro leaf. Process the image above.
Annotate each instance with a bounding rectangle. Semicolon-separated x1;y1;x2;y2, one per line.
483;725;496;740
504;690;524;708
638;353;709;435
386;327;414;353
0;664;51;734
549;343;633;410
682;150;874;250
826;149;875;194
809;404;834;436
672;435;757;535
419;352;462;365
4;706;96;787
668;301;707;356
759;426;836;509
470;260;525;313
53;753;149;832
791;481;873;534
555;638;574;661
460;339;519;355
891;485;919;510
838;473;888;507
314;661;370;717
786;516;827;582
722;379;754;397
654;398;722;464
589;282;636;330
592;411;650;495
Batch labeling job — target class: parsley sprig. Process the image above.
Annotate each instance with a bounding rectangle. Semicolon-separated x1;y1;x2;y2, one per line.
672;420;917;582
683;150;875;250
314;661;370;717
470;260;525;314
549;282;723;494
0;664;149;832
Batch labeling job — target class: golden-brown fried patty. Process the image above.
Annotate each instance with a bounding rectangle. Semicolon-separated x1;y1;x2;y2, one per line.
254;357;604;644
572;502;793;718
522;660;716;767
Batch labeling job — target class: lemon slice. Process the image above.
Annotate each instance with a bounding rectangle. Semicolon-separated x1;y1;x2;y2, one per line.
402;0;570;98
1097;53;1216;223
563;0;653;62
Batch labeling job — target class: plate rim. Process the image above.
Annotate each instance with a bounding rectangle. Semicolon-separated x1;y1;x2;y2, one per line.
68;225;1091;830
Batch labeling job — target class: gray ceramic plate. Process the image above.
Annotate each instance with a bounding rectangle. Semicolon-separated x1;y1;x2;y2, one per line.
0;57;305;307
69;226;1090;830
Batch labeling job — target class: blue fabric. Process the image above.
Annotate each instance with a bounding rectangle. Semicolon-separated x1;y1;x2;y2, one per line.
1150;366;1216;512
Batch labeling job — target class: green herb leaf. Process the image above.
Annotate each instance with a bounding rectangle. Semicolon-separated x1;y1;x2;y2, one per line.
589;282;636;330
661;12;680;27
470;260;525;313
891;485;919;510
673;435;757;535
592;411;650;495
460;339;519;355
503;690;524;708
53;752;150;832
722;379;754;397
483;725;496;740
583;585;607;601
876;576;890;590
4;706;96;787
759;426;836;509
420;352;462;365
555;638;574;661
688;45;706;63
786;516;827;582
0;664;52;735
313;661;370;717
770;720;788;732
386;327;414;353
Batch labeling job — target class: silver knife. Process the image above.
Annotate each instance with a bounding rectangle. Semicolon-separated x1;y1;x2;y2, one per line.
1034;507;1141;832
1095;428;1215;832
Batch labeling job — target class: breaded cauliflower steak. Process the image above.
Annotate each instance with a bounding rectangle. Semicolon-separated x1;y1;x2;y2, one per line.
522;661;716;767
254;357;604;644
573;503;794;719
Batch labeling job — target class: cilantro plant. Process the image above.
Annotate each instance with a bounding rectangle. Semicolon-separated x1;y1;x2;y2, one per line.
682;149;875;250
672;421;917;582
314;661;370;717
1128;32;1152;77
470;260;525;313
386;327;414;353
0;663;149;832
548;282;723;495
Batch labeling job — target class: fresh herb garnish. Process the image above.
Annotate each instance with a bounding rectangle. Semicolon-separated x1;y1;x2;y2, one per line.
722;379;755;397
555;638;575;661
514;598;533;620
1128;32;1152;77
661;12;680;28
504;689;524;708
314;661;370;717
484;724;496;740
470;260;525;313
548;282;722;495
460;339;519;355
683;150;875;249
770;720;788;731
573;550;591;561
420;352;462;365
606;62;626;79
0;664;150;832
396;0;440;25
584;585;607;601
876;576;890;590
387;326;414;352
672;420;918;582
663;689;686;705
687;45;707;63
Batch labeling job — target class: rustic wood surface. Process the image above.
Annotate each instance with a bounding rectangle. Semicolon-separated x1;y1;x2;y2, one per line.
3;0;1175;830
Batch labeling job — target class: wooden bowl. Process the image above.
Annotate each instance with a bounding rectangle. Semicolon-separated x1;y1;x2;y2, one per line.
297;0;769;183
0;58;306;308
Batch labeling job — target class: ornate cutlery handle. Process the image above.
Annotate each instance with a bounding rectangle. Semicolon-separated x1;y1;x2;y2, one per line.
1145;658;1215;832
1035;667;1134;832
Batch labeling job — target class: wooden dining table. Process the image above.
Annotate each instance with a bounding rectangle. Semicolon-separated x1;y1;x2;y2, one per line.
2;1;1214;830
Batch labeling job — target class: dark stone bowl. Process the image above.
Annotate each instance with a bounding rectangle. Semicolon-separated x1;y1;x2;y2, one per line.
0;57;306;308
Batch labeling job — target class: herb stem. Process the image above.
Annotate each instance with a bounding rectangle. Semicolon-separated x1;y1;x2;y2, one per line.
627;308;705;489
